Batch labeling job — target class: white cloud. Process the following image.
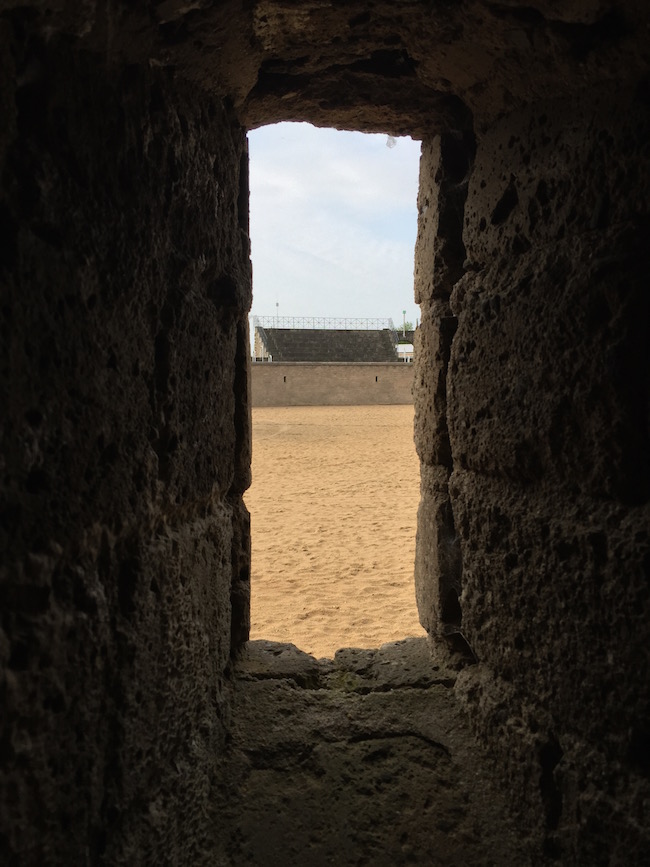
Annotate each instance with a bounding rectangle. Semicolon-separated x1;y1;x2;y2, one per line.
248;122;422;327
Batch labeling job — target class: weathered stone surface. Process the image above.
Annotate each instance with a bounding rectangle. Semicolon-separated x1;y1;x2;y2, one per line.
452;476;650;861
413;306;457;469
332;636;456;690
444;88;650;861
1;1;650;864
236;639;327;685
414;465;463;638
3;1;647;136
235;1;649;135
0;25;251;866
449;233;649;496
413;132;470;645
217;639;529;866
414;136;474;307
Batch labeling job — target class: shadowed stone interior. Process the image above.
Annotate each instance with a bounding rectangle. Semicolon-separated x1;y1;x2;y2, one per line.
1;1;648;864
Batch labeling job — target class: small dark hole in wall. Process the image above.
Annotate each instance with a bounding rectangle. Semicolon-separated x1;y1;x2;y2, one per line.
118;557;138;617
628;726;650;776
539;734;563;832
42;691;65;714
283;375;286;383
24;408;43;427
543;837;563;861
349;10;371;27
556;541;574;562
207;274;238;309
440;130;476;185
8;641;30;671
491;177;519;225
25;468;48;494
441;588;462;626
375;376;378;382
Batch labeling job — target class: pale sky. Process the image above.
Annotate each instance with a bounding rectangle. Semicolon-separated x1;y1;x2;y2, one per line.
248;122;422;335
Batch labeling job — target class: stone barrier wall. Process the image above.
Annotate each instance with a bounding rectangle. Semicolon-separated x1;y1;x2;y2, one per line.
251;362;414;406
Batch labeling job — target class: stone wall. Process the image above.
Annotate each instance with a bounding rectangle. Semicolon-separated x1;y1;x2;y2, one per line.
251;362;414;407
1;1;650;864
0;21;251;864
414;87;650;861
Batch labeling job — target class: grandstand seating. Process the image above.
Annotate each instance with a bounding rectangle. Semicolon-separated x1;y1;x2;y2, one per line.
256;328;399;362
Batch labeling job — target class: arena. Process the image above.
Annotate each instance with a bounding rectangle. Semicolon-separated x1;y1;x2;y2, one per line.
246;404;424;658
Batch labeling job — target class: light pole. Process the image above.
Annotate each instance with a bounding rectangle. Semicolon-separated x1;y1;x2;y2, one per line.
402;309;406;338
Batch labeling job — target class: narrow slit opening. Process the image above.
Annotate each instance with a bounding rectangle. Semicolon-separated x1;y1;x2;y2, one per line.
246;122;423;658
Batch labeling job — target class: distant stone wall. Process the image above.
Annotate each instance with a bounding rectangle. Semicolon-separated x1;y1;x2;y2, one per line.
251;362;414;406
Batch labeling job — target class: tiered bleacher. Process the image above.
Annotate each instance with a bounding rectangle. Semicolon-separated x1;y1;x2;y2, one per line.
256;327;398;362
253;317;400;363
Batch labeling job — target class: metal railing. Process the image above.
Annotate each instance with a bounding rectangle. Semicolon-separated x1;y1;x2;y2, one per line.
252;316;397;331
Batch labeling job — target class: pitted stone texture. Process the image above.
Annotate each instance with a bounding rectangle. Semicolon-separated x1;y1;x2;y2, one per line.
449;230;649;500
454;514;650;864
449;88;650;506
96;511;236;864
3;2;649;136
1;2;650;866
414;136;474;307
217;639;530;866
331;636;456;690
239;1;650;134
413;303;458;469
462;86;650;269
0;41;251;555
445;91;650;861
412;136;469;641
0;32;251;866
414;464;463;638
236;639;327;686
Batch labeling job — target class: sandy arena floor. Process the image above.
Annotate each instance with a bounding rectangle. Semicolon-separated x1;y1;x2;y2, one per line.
244;405;425;658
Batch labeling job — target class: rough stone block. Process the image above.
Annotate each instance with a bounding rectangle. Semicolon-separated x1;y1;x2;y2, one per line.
414;464;462;637
445;91;650;860
414;133;474;306
0;31;251;864
413;300;457;469
450;223;649;504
